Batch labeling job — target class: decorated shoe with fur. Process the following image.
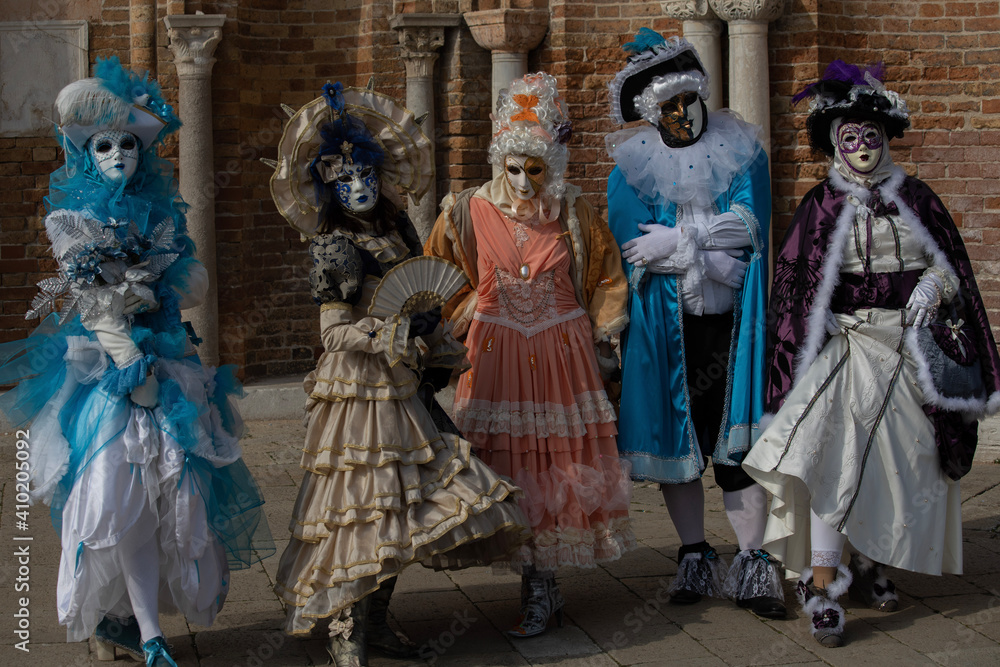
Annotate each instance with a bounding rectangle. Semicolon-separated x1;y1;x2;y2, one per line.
848;553;899;612
796;564;852;647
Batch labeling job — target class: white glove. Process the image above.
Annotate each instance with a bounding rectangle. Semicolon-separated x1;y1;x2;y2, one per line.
123;289;159;316
905;274;944;328
130;373;159;408
702;250;748;288
621;223;680;266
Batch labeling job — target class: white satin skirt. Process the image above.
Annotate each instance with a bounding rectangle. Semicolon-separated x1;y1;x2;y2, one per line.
743;309;962;576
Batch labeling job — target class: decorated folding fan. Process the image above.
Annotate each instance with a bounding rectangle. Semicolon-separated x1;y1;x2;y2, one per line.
368;256;468;318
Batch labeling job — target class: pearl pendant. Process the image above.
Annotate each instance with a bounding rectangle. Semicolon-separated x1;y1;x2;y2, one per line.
519;263;530;280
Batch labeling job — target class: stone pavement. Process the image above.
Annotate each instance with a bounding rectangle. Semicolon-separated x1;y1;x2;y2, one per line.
2;418;1000;667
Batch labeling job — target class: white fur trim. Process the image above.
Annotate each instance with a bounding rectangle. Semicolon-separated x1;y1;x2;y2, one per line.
791;166;998;417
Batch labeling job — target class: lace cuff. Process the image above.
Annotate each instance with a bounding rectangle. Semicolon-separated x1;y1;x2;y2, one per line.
922;265;959;304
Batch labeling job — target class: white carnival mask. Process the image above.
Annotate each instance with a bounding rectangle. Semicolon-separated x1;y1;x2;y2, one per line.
333;161;380;214
504;154;547;201
835;120;885;176
89;129;140;183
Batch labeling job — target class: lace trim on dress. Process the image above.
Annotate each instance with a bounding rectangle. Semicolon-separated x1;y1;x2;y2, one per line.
500;516;636;572
811;550;843;568
454;391;617;437
473;308;586;339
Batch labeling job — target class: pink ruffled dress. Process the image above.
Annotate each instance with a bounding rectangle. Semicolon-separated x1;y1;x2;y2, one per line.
454;196;635;571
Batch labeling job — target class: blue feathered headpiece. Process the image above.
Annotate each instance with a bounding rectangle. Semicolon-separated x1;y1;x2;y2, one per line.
55;56;181;153
308;82;386;200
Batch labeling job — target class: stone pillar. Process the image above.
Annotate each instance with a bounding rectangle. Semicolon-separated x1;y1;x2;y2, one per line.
164;13;225;365
709;0;784;154
130;0;157;74
389;13;461;242
661;1;724;111
465;8;549;175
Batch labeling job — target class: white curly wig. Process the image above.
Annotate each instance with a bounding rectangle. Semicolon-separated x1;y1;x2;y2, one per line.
489;72;572;200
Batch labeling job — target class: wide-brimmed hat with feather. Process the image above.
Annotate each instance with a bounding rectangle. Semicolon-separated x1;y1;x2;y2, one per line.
54;56;180;153
793;60;910;155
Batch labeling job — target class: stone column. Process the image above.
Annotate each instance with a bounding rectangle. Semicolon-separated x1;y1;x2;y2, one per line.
389;13;461;242
465;8;549;175
164;13;225;365
708;0;784;153
130;0;157;74
661;1;723;111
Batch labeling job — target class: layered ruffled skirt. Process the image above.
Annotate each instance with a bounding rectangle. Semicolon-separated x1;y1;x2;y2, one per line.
455;311;636;571
743;309;962;576
273;347;529;635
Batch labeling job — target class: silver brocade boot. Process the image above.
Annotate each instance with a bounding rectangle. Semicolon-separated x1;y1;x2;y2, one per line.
327;595;371;667
507;570;565;638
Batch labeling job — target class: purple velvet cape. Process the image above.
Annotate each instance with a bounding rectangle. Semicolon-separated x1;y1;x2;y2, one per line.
764;174;1000;478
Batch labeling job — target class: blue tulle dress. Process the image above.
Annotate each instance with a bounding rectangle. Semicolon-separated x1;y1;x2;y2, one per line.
0;155;273;641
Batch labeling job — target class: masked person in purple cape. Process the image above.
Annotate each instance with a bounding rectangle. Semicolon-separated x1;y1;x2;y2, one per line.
265;82;529;667
742;61;1000;647
605;29;784;619
0;58;275;666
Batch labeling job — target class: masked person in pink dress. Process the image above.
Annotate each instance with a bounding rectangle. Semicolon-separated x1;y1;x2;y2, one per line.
426;72;636;638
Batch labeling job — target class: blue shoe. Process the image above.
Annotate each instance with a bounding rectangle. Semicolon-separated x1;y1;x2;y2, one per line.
142;636;178;667
94;615;143;661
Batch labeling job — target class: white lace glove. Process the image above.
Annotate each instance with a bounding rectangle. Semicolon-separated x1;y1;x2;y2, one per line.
905;274;944;328
130;373;159;408
122;289;159;316
702;250;748;288
621;223;680;266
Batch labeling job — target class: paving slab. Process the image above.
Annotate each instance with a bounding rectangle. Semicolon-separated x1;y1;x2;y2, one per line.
2;418;999;666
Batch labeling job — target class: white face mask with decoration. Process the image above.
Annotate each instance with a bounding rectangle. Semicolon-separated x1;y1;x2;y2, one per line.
835;120;885;176
88;129;140;183
333;161;380;214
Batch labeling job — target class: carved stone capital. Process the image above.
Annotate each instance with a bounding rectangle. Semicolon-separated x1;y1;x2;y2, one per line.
164;14;225;78
398;26;445;78
708;0;783;22
464;9;549;54
661;0;717;20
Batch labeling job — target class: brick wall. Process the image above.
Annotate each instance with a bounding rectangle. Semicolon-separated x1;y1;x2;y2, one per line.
769;0;1000;328
3;0;999;377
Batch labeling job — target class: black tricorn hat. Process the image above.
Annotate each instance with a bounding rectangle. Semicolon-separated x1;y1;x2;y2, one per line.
609;29;708;124
795;61;910;155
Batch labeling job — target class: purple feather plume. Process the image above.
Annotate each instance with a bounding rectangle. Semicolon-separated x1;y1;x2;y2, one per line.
792;60;886;105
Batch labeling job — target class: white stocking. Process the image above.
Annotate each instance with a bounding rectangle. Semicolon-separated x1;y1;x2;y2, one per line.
723;484;767;551
661;479;705;545
810;508;846;568
120;532;162;645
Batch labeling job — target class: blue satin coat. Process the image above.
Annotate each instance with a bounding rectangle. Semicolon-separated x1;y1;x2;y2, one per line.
607;148;771;483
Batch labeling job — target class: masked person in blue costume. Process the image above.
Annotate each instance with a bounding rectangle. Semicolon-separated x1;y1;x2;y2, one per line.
605;30;784;617
0;58;273;666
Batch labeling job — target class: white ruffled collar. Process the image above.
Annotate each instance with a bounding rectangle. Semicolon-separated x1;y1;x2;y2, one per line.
606;110;763;207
